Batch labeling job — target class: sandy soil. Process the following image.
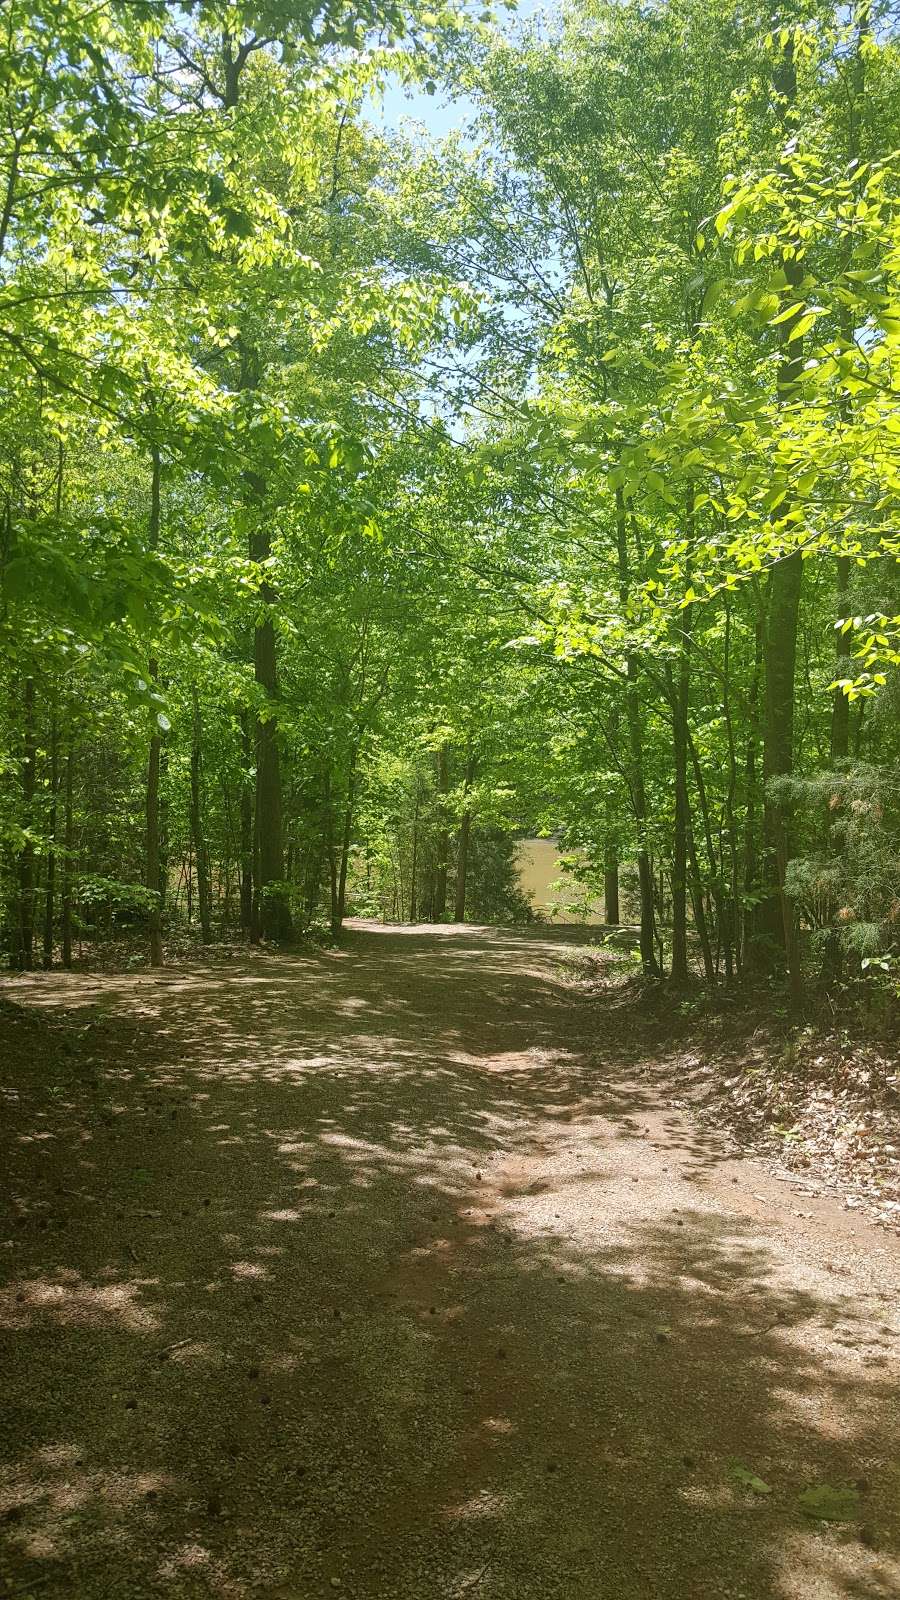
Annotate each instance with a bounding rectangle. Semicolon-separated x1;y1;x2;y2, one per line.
1;922;898;1600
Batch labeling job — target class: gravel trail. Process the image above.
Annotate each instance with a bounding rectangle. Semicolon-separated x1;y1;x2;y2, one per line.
1;923;898;1600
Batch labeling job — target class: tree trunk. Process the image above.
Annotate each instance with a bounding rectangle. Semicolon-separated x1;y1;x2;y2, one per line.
829;572;852;760
409;785;420;924
323;768;340;934
722;596;741;975
60;708;74;970
253;598;290;941
227;44;289;944
145;445;164;966
190;685;212;942
758;28;805;1012
305;829;326;925
242;356;290;944
42;707;59;969
603;704;620;925
830;7;868;764
669;633;691;984
18;676;36;969
239;709;254;935
145;738;162;965
433;743;450;919
335;751;358;930
686;728;730;980
762;553;803;1002
741;608;764;962
823;558;852;984
453;751;476;923
615;485;659;977
603;845;620;926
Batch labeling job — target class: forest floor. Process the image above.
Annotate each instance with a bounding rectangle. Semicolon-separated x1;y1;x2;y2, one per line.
1;923;899;1600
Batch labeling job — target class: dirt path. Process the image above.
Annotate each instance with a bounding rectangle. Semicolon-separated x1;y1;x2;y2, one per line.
1;924;898;1600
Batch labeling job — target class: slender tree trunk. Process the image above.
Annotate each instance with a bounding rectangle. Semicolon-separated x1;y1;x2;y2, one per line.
337;798;353;927
239;709;254;935
604;844;620;926
305;832;326;925
822;558;852;986
615;486;659;976
433;743;450;919
242;362;290;944
145;721;162;966
225;48;289;944
603;704;620;925
742;609;764;963
453;751;476;923
335;752;358;930
221;778;235;925
145;445;164;966
759;28;805;1011
686;730;730;980
669;629;691;984
253;594;290;940
190;686;212;942
18;676;36;969
42;707;59;969
722;596;740;975
409;785;420;924
323;768;340;933
686;815;715;982
830;557;852;762
60;706;74;969
831;6;868;764
41;459;65;969
762;552;803;1002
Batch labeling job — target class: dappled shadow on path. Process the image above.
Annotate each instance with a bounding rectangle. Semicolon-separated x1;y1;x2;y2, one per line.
1;924;898;1599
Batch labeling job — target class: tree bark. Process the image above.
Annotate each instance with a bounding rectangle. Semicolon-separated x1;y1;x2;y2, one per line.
759;29;805;1011
830;6;868;762
603;845;620;926
42;707;59;968
721;595;741;975
323;767;339;934
681;735;716;984
433;743;450;919
615;485;660;977
239;710;254;935
830;569;852;761
252;591;290;940
669;629;691;984
409;784;420;924
190;685;212;941
243;413;290;942
222;55;290;944
453;751;476;923
17;676;36;970
60;707;74;970
603;704;620;925
145;445;164;967
762;555;803;989
335;750;358;930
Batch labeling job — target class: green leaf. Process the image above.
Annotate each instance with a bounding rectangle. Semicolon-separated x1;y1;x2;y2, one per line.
769;301;805;325
798;1484;860;1523
729;1461;772;1496
787;312;817;342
